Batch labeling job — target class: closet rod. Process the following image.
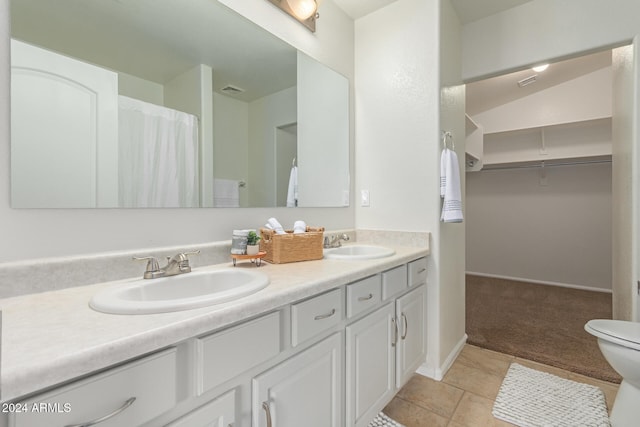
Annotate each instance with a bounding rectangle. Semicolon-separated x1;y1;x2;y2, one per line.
481;158;612;171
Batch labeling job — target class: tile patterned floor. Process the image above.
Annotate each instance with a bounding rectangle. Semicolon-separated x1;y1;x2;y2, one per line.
383;344;620;427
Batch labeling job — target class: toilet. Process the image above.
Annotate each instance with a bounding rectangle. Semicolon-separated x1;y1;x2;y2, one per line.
585;319;640;426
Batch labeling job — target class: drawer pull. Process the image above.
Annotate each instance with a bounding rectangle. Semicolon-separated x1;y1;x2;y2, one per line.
65;397;136;427
357;293;373;302
401;313;408;340
262;401;273;427
314;308;336;320
417;267;426;274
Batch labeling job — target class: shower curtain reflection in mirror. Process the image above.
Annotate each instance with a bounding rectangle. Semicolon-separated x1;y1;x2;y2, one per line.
118;96;200;208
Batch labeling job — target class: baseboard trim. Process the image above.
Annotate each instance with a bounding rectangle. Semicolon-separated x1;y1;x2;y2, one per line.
466;271;612;294
416;333;467;381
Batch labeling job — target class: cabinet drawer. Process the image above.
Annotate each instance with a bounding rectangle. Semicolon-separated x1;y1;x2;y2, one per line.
346;275;381;318
198;311;281;394
409;257;428;287
292;289;343;346
382;265;408;300
10;348;177;427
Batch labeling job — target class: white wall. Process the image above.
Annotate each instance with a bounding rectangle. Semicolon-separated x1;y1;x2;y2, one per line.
0;0;355;263
355;0;439;232
213;93;250;207
297;52;349;207
164;64;215;207
611;44;638;319
118;72;164;105
355;0;466;378
472;67;612;134
461;0;640;82
466;163;612;291
437;0;467;377
248;87;297;207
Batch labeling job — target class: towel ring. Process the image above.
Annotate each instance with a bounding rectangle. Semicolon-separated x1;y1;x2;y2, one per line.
442;131;455;150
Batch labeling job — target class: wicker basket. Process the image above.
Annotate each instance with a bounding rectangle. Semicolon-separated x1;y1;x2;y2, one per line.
259;226;325;264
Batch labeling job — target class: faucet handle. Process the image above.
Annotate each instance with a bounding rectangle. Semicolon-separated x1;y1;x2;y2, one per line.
171;250;201;272
182;250;201;258
174;250;200;263
132;256;161;278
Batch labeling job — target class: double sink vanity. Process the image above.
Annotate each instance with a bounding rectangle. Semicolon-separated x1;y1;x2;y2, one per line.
0;236;429;427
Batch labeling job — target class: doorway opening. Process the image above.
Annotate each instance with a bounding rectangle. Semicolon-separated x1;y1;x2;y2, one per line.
464;47;621;383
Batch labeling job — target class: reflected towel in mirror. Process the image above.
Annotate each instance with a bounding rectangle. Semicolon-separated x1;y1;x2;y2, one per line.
287;165;298;207
213;178;240;207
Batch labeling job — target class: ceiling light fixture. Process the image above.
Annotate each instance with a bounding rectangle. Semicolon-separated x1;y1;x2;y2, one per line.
287;0;317;19
532;64;549;72
267;0;319;32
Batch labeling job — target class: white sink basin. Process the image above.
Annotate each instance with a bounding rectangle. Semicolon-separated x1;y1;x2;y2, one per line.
324;244;395;260
90;268;269;315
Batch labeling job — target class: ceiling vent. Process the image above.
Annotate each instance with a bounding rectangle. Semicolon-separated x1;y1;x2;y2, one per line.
221;85;245;95
517;75;537;88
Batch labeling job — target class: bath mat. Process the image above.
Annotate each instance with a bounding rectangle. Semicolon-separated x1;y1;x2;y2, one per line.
493;363;610;427
368;412;406;427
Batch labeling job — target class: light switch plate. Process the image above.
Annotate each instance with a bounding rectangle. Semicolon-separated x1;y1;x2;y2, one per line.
361;190;370;207
342;190;350;206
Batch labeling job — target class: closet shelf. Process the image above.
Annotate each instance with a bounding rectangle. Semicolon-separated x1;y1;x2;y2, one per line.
465;114;483;172
481;117;611;168
482;116;611;138
482;154;612;171
466;152;480;168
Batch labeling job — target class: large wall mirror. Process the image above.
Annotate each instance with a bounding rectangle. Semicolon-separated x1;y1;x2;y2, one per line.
10;0;350;208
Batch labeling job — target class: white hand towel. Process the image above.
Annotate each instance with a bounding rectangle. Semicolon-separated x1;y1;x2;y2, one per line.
286;166;298;207
440;148;463;223
213;178;240;207
267;217;286;234
440;148;447;198
293;220;306;234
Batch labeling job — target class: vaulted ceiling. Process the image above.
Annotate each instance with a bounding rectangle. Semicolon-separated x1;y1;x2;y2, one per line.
331;0;534;22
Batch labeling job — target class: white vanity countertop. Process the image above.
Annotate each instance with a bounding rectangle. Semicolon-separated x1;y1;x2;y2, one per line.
0;244;428;402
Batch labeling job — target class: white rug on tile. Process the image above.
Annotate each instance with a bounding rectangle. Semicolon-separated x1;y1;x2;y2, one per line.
367;412;405;427
493;363;610;427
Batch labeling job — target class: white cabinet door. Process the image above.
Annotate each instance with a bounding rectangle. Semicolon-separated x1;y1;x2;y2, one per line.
395;285;427;388
10;39;118;208
252;333;342;427
166;389;235;427
346;303;396;427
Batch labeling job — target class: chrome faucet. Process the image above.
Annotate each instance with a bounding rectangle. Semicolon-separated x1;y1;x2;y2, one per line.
133;250;200;279
323;233;350;249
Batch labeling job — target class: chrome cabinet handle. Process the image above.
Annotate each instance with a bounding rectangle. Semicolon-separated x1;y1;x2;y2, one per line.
262;401;273;427
417;267;426;274
401;313;408;340
357;293;373;302
314;308;336;320
65;397;136;427
391;317;398;347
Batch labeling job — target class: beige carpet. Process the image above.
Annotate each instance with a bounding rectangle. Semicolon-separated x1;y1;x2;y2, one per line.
466;274;621;384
